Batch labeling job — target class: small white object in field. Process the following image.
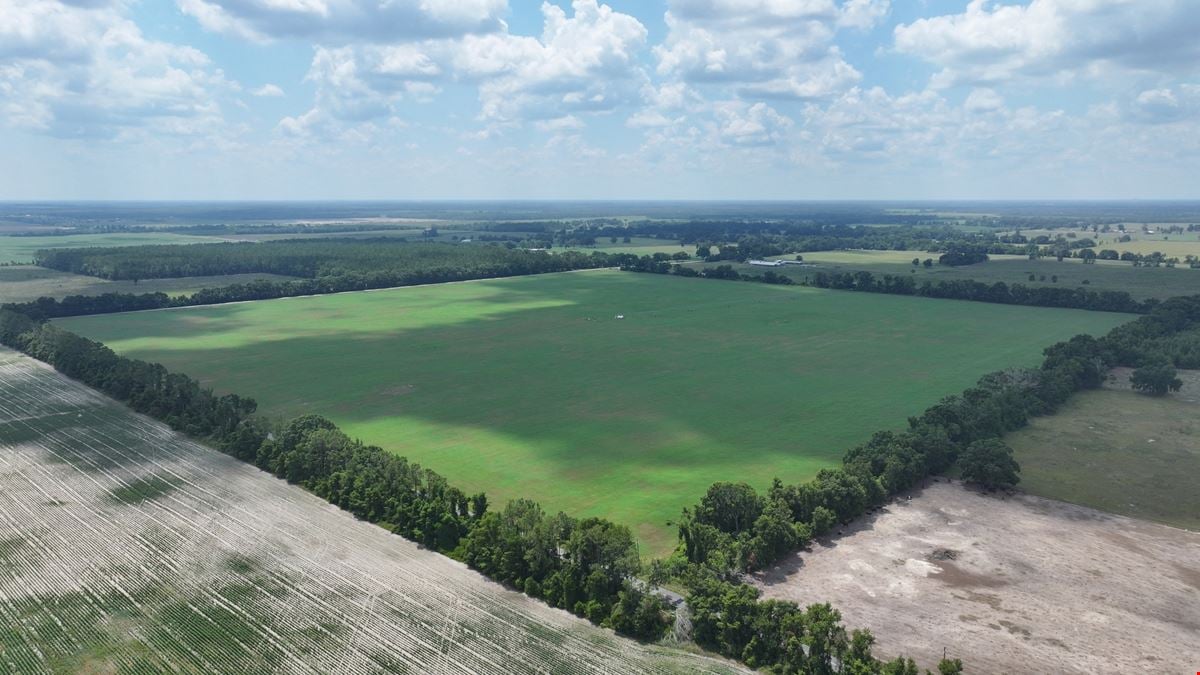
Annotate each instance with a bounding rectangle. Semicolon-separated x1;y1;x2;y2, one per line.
615;314;625;319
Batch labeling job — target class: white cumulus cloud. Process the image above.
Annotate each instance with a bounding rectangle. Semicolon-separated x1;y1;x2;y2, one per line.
177;0;507;43
894;0;1200;88
0;0;234;139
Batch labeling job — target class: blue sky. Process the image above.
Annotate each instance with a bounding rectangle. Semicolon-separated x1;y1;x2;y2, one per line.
1;0;1198;200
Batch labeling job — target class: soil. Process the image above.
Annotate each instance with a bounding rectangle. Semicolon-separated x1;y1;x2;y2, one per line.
754;481;1200;674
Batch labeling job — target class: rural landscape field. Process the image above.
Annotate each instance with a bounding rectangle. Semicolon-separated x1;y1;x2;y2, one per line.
4;200;1200;673
0;348;742;674
56;270;1128;555
5;0;1200;671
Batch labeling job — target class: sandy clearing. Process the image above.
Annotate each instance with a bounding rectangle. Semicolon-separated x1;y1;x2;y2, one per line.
755;481;1200;675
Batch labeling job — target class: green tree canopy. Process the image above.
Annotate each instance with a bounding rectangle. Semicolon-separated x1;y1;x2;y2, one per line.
1130;362;1184;396
959;439;1020;491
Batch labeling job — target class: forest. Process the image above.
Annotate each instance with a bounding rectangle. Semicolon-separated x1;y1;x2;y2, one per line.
35;239;619;281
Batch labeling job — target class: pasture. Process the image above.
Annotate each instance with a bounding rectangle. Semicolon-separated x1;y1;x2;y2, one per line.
0;232;227;264
0;266;299;303
56;270;1129;555
0;348;742;674
1006;368;1200;531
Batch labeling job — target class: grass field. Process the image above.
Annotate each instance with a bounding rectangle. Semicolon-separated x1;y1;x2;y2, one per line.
56;271;1130;555
0;233;228;264
1006;368;1200;532
713;249;1200;300
0;266;300;303
0;348;741;674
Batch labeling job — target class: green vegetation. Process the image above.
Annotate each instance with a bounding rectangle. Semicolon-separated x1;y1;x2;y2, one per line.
561;236;696;257
700;250;1200;300
55;270;1129;555
0;266;299;303
0;350;737;673
1007;370;1200;531
0;232;223;264
958;439;1020;491
1129;362;1183;395
106;475;183;504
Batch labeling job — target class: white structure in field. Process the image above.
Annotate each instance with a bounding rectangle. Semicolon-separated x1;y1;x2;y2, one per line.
748;259;784;267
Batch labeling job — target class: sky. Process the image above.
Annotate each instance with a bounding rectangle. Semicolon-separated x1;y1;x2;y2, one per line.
1;0;1198;200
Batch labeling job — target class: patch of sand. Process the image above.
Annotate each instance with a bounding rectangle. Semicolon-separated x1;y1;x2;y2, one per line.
755;481;1200;674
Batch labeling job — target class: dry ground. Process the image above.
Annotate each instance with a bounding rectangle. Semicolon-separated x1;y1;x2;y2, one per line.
0;348;745;674
755;482;1200;674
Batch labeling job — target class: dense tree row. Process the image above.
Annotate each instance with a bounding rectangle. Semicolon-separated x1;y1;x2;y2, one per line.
805;270;1151;314
624;258;1151;314
0;310;256;438
648;296;1200;673
35;240;619;282
0;304;953;669
674;295;1200;577
11;244;634;320
686;578;964;674
0;308;669;642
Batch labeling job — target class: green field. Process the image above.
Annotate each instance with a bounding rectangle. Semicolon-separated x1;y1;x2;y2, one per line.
57;271;1130;555
0;232;228;264
709;249;1200;300
0;266;300;303
1006;368;1200;531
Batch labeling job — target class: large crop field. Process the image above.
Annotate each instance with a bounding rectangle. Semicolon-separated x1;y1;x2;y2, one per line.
0;348;742;674
57;270;1130;555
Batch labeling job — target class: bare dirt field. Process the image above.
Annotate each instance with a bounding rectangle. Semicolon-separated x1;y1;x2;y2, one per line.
755;481;1200;674
0;348;744;674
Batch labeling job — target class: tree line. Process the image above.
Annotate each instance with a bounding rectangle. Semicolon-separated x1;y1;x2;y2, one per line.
10;243;639;320
0;308;673;641
673;292;1200;579
623;257;1153;314
651;295;1200;673
35;239;619;281
0;307;963;670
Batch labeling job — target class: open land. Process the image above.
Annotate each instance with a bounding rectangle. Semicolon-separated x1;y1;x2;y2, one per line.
55;270;1129;556
705;249;1200;300
756;482;1200;674
1006;368;1200;531
0;266;300;303
0;348;744;674
0;233;229;264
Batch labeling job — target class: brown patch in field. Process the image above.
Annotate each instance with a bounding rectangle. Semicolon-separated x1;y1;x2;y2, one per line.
1173;563;1200;592
933;560;1008;589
